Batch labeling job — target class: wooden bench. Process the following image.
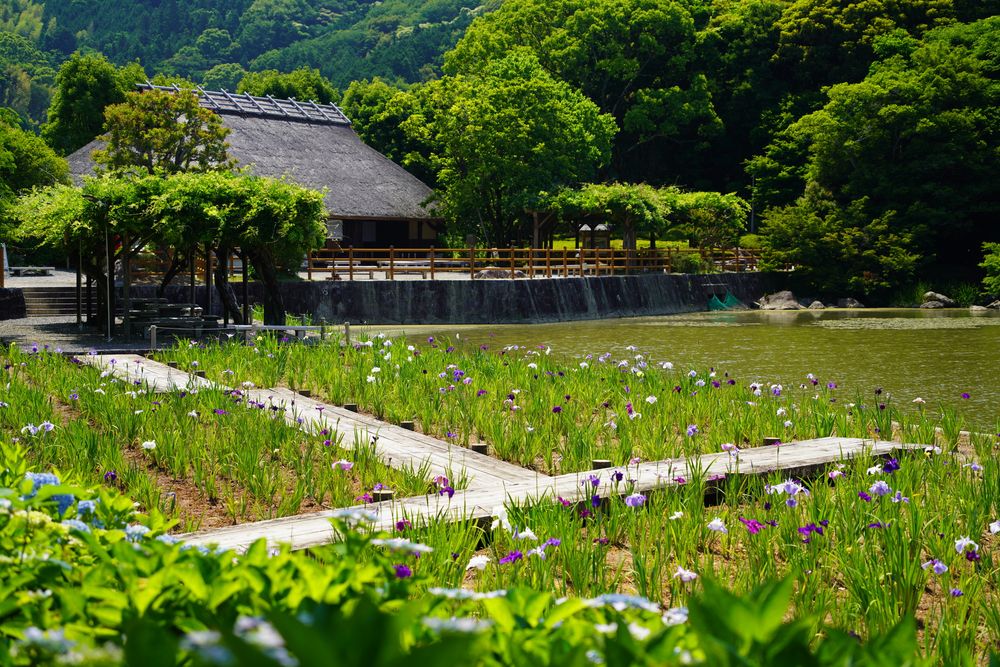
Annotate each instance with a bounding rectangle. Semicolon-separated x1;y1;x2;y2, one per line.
8;266;54;277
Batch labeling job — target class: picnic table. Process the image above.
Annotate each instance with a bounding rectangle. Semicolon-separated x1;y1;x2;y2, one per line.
8;266;54;276
126;302;217;337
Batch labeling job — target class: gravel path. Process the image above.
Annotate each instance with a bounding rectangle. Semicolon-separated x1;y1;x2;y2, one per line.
0;315;156;354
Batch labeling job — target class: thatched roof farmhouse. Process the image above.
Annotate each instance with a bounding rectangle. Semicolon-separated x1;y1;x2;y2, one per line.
66;84;442;248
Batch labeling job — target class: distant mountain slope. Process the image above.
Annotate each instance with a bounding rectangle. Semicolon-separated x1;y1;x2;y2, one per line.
0;0;493;88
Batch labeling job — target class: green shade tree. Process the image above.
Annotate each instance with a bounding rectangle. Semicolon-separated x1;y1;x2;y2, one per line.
13;174;163;329
153;171;327;325
409;52;617;246
91;86;234;301
41;52;146;155
547;183;668;250
14;170;326;329
672;190;750;249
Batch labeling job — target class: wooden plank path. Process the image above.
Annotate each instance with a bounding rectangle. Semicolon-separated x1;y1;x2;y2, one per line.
244;387;550;490
78;354;218;392
182;436;921;552
77;354;550;490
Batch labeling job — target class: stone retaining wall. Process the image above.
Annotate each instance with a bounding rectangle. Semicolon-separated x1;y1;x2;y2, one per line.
4;273;781;324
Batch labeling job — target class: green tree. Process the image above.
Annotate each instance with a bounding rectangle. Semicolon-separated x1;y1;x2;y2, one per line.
773;0;958;90
756;17;999;290
203;63;247;91
761;186;918;295
446;0;720;185
698;0;787;191
0;114;68;235
93;88;234;175
980;243;1000;298
341;78;435;184
41;52;145;155
237;67;339;103
410;52;617;245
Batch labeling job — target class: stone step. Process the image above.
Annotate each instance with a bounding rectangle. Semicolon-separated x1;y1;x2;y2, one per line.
21;287;82;318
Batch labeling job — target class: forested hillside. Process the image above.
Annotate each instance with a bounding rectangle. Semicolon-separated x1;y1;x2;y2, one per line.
1;0;489;127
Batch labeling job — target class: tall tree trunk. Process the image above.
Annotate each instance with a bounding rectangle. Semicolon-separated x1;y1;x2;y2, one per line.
623;223;637;251
157;250;186;298
244;247;284;325
213;246;243;324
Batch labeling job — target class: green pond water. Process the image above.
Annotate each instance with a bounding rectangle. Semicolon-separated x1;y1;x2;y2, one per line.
363;309;1000;429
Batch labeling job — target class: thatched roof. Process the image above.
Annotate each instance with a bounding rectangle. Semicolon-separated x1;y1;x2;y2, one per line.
66;87;438;221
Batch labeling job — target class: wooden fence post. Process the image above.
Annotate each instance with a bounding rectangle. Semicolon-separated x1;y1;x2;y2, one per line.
388;246;395;280
348;246;354;281
429;246;435;280
509;245;515;279
546;248;552;278
307;251;313;281
469;246;475;279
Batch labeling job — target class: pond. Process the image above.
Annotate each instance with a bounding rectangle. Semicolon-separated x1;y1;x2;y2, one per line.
366;309;1000;429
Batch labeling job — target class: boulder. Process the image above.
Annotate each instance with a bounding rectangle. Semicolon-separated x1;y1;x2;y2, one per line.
836;297;865;308
474;268;527;279
920;300;945;309
922;291;956;307
969;305;989;312
987;300;1000;310
758;290;802;310
807;300;825;310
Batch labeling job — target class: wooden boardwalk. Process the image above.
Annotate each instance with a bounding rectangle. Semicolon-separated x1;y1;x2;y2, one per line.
78;354;550;490
78;354;218;392
244;387;550;490
182;436;921;552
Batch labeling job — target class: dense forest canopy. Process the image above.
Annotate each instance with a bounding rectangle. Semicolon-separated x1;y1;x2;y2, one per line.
1;0;998;298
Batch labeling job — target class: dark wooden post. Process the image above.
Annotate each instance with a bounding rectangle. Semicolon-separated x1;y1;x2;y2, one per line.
123;232;131;342
205;244;213;314
469;246;475;279
388;245;395;280
86;275;93;322
348;246;354;281
429;246;435;280
75;242;82;330
241;248;249;324
188;246;196;304
509;245;515;279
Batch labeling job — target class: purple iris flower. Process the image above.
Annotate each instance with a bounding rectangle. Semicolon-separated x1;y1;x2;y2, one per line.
499;550;523;564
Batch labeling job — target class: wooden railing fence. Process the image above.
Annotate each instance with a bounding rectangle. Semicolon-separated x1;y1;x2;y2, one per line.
128;246;767;284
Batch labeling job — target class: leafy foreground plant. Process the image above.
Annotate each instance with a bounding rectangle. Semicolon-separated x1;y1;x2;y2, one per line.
0;443;961;667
